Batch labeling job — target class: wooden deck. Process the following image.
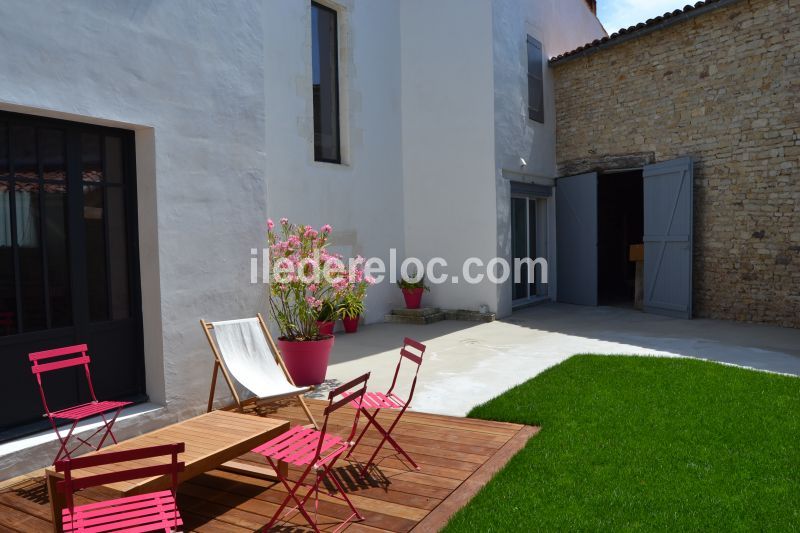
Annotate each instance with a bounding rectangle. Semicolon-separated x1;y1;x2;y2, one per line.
0;399;538;532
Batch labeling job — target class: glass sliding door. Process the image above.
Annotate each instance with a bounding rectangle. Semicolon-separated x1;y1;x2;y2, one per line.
0;111;144;439
511;195;547;303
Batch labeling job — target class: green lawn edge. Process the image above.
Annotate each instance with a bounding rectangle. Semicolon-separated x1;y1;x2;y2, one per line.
442;355;800;532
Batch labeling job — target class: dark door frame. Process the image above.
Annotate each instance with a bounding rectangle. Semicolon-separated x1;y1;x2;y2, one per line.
0;110;146;438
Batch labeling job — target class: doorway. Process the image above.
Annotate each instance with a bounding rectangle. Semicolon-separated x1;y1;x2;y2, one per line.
511;194;548;304
598;170;643;306
0;111;145;439
556;157;693;318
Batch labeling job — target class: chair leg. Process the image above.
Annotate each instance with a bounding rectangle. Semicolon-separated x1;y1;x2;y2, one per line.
357;409;419;477
50;407;125;464
52;420;78;464
375;414;420;470
265;458;320;532
96;407;123;449
299;460;364;531
323;462;365;521
345;408;375;459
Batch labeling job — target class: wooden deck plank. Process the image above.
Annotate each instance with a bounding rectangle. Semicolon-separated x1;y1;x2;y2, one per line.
0;398;537;532
0;502;52;532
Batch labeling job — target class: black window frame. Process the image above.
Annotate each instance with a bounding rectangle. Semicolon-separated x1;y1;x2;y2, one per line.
0;110;146;438
527;35;544;124
311;1;342;164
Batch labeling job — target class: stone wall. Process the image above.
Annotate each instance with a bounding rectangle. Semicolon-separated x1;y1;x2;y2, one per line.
553;0;799;327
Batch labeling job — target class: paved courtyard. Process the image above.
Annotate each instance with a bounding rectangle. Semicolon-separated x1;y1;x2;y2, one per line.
320;303;800;416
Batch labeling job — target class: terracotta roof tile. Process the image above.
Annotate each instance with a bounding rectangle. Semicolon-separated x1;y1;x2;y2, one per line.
550;0;736;64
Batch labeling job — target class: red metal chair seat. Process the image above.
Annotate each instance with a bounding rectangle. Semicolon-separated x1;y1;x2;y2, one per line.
29;344;131;464
344;391;406;410
62;490;181;533
345;338;426;477
253;425;347;468
56;443;184;533
50;400;132;421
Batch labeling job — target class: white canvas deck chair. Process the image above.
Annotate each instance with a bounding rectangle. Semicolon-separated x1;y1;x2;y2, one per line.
201;313;317;428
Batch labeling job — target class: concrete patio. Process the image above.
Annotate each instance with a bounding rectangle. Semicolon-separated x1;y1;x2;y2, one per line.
319;303;800;416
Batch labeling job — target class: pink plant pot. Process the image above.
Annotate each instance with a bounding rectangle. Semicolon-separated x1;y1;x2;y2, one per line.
317;320;335;336
402;287;424;309
342;315;360;333
277;335;334;386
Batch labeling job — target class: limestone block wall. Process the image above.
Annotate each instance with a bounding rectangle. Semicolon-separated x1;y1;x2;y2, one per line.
553;0;799;327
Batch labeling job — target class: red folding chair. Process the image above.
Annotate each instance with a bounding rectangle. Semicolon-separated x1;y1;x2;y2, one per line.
252;372;370;532
345;337;426;478
29;344;132;464
55;443;185;533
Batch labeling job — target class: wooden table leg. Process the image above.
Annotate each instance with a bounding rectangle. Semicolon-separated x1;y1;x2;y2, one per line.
46;470;64;532
220;459;288;481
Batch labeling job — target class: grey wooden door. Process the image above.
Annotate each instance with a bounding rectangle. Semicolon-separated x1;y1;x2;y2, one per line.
643;157;693;318
556;172;597;306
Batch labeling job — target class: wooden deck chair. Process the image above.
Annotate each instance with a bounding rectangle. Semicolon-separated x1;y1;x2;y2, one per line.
201;313;317;429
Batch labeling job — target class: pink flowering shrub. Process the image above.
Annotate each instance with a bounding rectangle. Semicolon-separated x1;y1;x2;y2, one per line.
267;219;348;340
340;257;376;319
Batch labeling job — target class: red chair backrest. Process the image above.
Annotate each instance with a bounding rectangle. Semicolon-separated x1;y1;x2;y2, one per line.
55;443;185;510
28;344;98;415
387;338;426;403
317;372;370;459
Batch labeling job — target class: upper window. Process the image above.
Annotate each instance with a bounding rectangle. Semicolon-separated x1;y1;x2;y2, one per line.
312;2;341;163
527;36;544;123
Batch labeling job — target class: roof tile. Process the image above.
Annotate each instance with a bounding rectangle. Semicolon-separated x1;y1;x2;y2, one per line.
550;0;731;64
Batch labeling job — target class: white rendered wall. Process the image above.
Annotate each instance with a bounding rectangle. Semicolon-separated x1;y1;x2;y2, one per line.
492;0;606;316
263;0;405;323
0;0;604;475
400;0;499;313
0;1;274;421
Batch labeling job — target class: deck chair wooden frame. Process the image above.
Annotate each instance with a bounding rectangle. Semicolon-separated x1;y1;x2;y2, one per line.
201;313;317;429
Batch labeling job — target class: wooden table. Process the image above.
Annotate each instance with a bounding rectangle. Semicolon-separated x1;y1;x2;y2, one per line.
45;410;289;531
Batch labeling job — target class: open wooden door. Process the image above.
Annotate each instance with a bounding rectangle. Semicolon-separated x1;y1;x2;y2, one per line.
643;157;693;318
556;172;598;306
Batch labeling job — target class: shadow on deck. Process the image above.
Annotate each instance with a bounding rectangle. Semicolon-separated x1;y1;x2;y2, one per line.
0;399;538;532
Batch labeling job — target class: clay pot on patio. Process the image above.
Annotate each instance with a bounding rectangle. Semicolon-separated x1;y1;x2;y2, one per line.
401;287;424;309
317;320;335;336
342;315;360;333
278;335;334;386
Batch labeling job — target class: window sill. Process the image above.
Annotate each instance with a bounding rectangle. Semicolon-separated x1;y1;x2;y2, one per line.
311;159;351;170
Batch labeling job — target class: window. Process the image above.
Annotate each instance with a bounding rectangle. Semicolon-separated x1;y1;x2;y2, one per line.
527;36;544;123
312;2;340;163
511;194;549;302
0;111;145;435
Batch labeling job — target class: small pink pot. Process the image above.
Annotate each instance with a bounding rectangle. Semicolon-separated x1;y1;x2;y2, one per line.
342;315;360;333
317;320;335;336
278;335;334;386
402;287;424;309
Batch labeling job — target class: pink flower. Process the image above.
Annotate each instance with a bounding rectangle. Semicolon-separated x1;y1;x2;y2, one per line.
267;219;274;230
305;296;323;310
365;275;377;285
321;224;332;233
308;284;317;292
280;217;289;225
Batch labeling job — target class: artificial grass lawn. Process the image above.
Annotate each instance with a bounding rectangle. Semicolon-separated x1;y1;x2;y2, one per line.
444;355;800;532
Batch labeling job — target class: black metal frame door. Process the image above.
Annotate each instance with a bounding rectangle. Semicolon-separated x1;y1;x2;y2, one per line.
0;111;145;439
